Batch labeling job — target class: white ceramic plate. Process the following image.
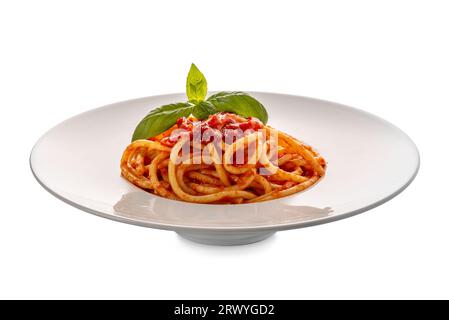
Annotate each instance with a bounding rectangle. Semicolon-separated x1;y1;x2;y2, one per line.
30;92;419;245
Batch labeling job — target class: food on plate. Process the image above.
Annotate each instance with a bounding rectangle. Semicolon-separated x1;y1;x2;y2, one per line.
121;64;326;204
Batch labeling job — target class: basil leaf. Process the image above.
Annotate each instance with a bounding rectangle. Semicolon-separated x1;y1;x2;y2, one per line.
192;101;216;119
207;91;268;124
131;102;195;141
131;65;270;141
186;63;207;102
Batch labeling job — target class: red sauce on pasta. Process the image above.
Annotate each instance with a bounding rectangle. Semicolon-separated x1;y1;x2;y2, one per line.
156;112;263;147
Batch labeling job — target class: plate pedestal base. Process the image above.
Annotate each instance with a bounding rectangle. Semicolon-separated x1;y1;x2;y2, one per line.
177;230;276;246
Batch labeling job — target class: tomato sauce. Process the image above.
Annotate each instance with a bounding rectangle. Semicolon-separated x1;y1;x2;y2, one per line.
155;112;263;147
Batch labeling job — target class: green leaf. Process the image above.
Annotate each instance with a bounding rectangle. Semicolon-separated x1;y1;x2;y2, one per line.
207;91;268;124
186;63;207;102
131;102;196;141
192;101;216;119
131;65;270;141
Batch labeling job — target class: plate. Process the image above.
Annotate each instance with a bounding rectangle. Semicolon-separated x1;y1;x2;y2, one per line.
30;92;419;245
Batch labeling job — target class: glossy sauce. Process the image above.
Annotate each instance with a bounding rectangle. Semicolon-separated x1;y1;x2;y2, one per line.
154;112;263;147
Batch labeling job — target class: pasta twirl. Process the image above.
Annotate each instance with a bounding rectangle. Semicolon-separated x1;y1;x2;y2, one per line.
121;113;326;204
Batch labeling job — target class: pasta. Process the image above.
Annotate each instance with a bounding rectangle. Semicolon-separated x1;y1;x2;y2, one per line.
121;112;326;204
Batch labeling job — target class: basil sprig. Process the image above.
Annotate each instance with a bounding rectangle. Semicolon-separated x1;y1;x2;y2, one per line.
186;63;207;103
131;102;195;141
207;91;268;124
131;64;268;141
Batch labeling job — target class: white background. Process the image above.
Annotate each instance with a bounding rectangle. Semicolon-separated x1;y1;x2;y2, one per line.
1;1;448;299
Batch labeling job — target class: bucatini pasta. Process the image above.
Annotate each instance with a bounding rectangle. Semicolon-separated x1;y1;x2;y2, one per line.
121;112;326;204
